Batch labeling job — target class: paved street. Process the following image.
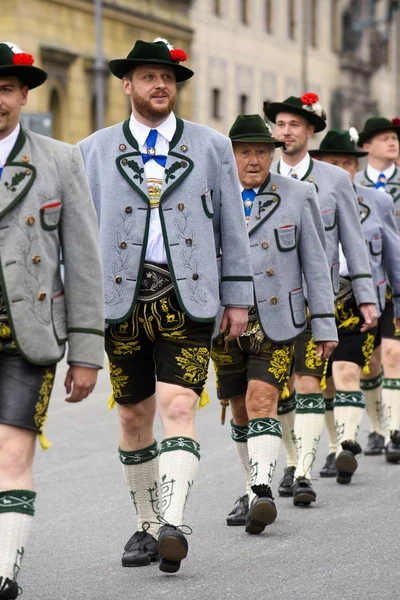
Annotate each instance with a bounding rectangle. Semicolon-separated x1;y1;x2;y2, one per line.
22;359;399;600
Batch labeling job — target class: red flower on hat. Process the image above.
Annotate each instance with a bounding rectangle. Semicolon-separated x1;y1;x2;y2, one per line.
170;49;188;63
301;92;319;105
12;53;35;66
392;118;400;127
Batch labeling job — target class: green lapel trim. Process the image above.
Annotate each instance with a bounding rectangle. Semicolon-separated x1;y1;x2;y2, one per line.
363;168;375;186
359;201;370;223
301;157;314;182
0;162;37;219
169;116;184;150
122;119;139;151
6;126;26;164
160;151;194;202
116;152;149;205
249;189;281;236
258;172;271;194
387;166;398;184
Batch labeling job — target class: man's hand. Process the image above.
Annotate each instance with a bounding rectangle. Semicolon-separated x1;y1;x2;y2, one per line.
220;307;248;342
316;341;338;359
64;365;98;403
359;303;378;332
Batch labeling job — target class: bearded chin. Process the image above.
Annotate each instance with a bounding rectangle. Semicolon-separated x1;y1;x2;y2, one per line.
132;94;176;121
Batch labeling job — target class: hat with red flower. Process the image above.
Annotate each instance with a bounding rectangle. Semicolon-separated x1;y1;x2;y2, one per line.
109;39;193;82
0;42;47;89
357;116;400;147
264;93;327;133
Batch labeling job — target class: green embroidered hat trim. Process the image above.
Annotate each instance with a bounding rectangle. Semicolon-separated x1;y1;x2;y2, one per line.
230;420;248;443
278;391;296;415
119;440;158;465
383;378;400;390
334;391;366;408
296;393;326;414
247;417;282;439
324;397;334;411
0;490;36;516
360;372;383;390
159;436;200;459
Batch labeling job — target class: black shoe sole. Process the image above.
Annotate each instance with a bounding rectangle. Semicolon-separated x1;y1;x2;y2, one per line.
245;502;277;534
385;453;400;463
158;535;188;563
226;516;247;526
337;471;352;484
319;469;337;478
122;552;160;567
364;448;384;456
159;557;181;573
293;491;316;506
335;450;358;476
278;487;294;497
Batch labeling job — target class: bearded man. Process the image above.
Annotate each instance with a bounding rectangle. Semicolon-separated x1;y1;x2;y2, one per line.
79;39;252;573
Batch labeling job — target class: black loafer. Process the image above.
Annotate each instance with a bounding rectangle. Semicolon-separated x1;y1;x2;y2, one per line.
364;431;385;455
226;494;249;526
278;466;296;497
292;477;316;506
0;577;19;600
158;524;189;573
122;530;159;567
385;431;400;463
245;485;277;534
320;452;337;477
336;441;362;484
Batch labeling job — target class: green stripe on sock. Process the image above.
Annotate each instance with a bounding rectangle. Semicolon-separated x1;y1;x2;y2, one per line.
383;378;400;390
278;391;296;415
334;391;366;408
0;490;36;516
119;440;158;465
324;397;334;411
160;436;200;459
230;419;248;442
360;372;383;391
247;417;282;439
296;393;325;414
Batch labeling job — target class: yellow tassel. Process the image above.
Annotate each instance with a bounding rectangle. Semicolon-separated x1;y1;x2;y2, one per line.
108;394;116;410
281;383;290;399
362;364;370;375
320;375;327;390
38;432;52;450
198;389;210;409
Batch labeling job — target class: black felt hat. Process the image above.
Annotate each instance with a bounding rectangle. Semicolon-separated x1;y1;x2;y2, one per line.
0;43;47;89
310;129;368;158
264;93;327;133
109;40;193;82
357;117;400;147
229;114;286;147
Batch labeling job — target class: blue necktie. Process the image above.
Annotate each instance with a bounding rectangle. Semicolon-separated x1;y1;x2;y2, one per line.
0;166;3;180
289;168;298;179
375;173;386;190
242;188;257;220
141;129;167;167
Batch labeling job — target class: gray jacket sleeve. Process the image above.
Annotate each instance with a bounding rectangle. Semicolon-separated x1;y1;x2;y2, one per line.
60;146;105;367
337;173;375;305
219;140;253;307
300;189;337;342
381;193;400;318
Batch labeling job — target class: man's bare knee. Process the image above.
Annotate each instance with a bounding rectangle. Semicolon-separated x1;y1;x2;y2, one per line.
295;374;321;395
332;361;361;391
0;426;36;488
118;396;156;436
230;394;248;426
246;381;279;419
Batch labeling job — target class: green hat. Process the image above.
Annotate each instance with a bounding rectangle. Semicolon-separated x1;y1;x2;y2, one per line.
264;93;327;133
310;129;368;158
229;114;286;147
0;42;47;89
357;116;400;147
109;39;193;82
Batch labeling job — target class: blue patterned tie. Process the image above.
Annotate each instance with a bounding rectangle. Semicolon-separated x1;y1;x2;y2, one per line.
0;166;3;180
242;188;257;221
289;168;298;179
141;129;167;167
375;173;386;190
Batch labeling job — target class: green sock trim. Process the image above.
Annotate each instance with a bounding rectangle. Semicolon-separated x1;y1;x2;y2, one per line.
278;391;296;415
324;397;334;411
247;417;282;439
0;490;36;516
334;390;366;408
119;440;158;465
296;393;325;414
160;436;200;459
360;373;383;390
383;378;400;390
230;419;248;442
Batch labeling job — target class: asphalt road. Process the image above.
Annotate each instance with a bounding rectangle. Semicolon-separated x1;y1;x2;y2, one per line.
21;359;399;600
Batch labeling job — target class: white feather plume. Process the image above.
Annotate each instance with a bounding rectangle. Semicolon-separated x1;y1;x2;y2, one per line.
153;37;174;51
3;41;24;53
302;101;322;117
349;126;359;144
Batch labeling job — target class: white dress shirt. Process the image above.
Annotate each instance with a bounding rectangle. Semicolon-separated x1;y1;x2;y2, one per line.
279;153;311;180
129;112;176;264
366;163;396;192
0;123;20;170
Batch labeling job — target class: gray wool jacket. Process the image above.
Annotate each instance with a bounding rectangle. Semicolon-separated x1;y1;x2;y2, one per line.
355;166;400;231
355;183;400;317
79;117;253;323
0;128;104;367
273;157;376;306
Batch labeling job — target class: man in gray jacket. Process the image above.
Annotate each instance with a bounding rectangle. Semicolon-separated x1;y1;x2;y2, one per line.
265;94;377;504
212;115;337;531
79;39;252;573
0;43;104;600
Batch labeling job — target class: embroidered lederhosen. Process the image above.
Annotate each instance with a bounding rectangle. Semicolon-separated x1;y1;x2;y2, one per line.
137;263;174;302
211;306;295;400
379;287;400;339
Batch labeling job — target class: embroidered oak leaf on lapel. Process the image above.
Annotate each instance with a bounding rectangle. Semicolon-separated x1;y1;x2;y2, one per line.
165;161;184;184
257;197;275;218
126;159;144;185
389;187;397;196
4;171;28;192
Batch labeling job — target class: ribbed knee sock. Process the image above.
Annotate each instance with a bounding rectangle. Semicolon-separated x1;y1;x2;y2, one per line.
382;379;400;443
247;418;282;502
294;393;325;479
278;391;297;468
230;420;252;497
0;490;35;581
334;391;365;455
361;372;383;435
324;397;337;454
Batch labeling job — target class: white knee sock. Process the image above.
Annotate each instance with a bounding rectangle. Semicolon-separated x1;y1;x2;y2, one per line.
0;490;35;581
294;393;325;479
247;418;282;502
230;421;252;497
324;398;337;454
361;373;383;435
277;391;297;468
334;391;365;455
382;379;400;442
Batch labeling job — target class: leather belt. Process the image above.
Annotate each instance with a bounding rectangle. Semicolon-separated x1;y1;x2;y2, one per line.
138;263;174;302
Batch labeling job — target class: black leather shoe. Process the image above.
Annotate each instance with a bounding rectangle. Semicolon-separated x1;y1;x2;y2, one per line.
292;477;316;506
320;452;337;477
122;530;159;567
336;441;362;484
226;494;249;526
245;485;277;534
385;430;400;463
364;431;385;455
158;524;191;573
0;577;19;600
278;466;296;497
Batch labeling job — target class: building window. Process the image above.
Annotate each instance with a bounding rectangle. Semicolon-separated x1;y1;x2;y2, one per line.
239;94;248;114
49;88;62;140
211;88;221;120
240;0;249;25
311;0;318;48
214;0;221;17
265;0;273;33
331;0;340;52
288;0;296;40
